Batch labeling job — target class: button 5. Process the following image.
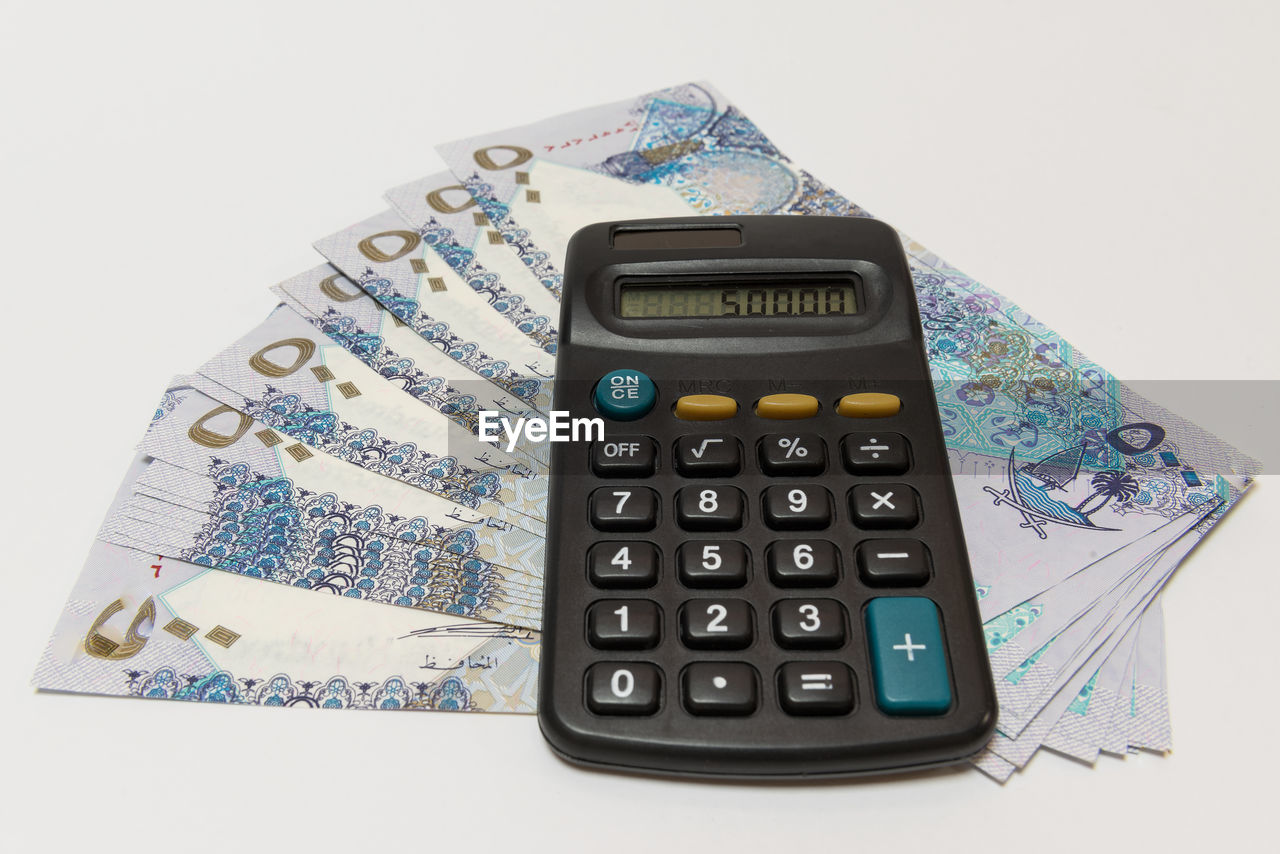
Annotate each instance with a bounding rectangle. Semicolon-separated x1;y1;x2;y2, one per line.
593;369;656;421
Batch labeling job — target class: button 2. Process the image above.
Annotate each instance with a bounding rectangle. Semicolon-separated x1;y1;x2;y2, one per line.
593;369;656;421
864;597;952;715
680;599;754;649
590;487;658;531
586;662;661;715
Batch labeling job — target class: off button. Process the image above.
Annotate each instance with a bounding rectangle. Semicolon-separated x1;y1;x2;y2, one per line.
594;369;656;421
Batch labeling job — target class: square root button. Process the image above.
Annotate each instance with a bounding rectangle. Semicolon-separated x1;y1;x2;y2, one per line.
864;597;952;715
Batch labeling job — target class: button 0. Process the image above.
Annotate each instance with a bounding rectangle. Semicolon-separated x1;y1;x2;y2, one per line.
675;394;738;421
586;662;662;715
841;432;909;475
683;663;758;716
836;393;901;418
674;435;741;477
777;662;856;716
593;369;656;421
864;597;952;715
590;487;658;531
755;393;820;419
849;484;919;529
590;436;657;477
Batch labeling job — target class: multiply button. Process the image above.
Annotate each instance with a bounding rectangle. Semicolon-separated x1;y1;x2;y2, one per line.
864;597;951;715
593;369;656;421
849;484;919;529
777;662;856;716
841;432;909;475
586;662;661;716
590;486;658;531
682;663;758;716
855;539;931;587
674;435;741;477
591;436;657;477
759;433;826;476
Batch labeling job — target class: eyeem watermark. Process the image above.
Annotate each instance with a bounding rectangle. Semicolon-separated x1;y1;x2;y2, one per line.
478;411;604;452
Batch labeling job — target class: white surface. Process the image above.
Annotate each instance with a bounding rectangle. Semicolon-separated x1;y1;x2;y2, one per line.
1;1;1276;850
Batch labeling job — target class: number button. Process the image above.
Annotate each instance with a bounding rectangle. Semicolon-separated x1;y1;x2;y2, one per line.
758;433;826;476
677;541;749;588
855;539;931;587
590;436;657;477
679;599;754;649
841;432;909;475
777;662;856;716
849;484;919;529
675;486;745;531
771;599;847;649
766;540;839;587
762;485;832;530
586;600;661;650
674;435;741;477
588;542;659;588
585;662;661;715
590;486;658;531
682;663;759;716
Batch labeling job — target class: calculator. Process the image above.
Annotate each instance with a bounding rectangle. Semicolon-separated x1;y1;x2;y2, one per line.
538;215;996;778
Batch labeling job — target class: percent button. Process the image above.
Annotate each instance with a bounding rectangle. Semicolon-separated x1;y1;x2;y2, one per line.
759;433;826;475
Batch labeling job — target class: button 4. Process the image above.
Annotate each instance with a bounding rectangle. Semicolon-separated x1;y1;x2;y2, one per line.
588;541;659;588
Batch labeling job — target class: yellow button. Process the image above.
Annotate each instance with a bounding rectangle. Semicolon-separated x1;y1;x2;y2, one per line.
675;394;738;421
837;393;902;418
755;393;820;419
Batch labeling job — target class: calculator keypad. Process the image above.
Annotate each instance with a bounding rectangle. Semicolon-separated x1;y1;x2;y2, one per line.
579;385;958;727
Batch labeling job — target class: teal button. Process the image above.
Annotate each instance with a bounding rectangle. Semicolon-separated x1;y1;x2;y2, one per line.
865;597;952;715
593;369;656;421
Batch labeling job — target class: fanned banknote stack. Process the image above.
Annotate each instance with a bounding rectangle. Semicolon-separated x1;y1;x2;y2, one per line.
33;82;1259;783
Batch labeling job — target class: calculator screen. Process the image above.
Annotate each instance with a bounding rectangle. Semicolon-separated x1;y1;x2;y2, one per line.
618;280;860;319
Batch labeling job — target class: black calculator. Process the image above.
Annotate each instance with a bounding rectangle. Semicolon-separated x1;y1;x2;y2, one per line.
538;215;996;778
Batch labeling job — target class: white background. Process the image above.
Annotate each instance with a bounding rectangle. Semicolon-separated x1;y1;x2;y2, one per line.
2;1;1276;850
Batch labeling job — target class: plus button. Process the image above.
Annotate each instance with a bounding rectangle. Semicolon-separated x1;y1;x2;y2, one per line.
892;633;927;662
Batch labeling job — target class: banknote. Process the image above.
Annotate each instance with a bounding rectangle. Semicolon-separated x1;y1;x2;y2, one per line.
313;209;557;408
193;301;548;529
435;82;1257;624
1042;618;1141;763
98;387;547;628
270;265;550;468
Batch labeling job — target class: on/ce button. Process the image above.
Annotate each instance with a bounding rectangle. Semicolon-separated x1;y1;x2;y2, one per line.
594;369;656;421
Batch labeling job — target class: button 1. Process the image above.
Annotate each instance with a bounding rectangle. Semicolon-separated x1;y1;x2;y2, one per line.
849;484;919;529
771;599;847;649
679;599;754;649
841;432;910;475
855;539;931;587
676;485;745;531
675;394;738;421
590;486;658;531
674;435;741;477
836;393;901;418
587;600;661;650
864;597;952;715
759;433;826;476
682;663;758;716
586;662;662;715
777;662;856;715
677;541;749;588
588;541;659;588
767;540;839;587
590;436;657;477
762;485;832;530
755;393;820;419
593;369;656;421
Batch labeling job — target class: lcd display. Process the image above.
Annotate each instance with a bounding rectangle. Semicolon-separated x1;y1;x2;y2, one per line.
618;281;859;318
